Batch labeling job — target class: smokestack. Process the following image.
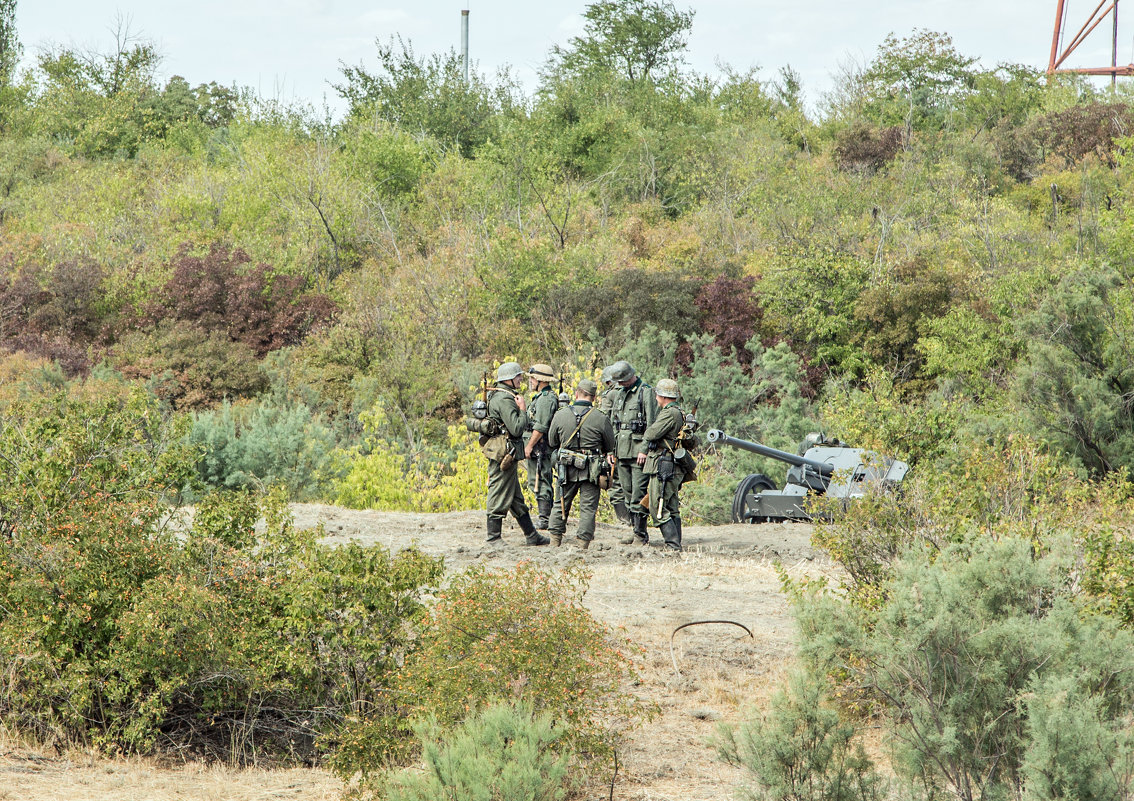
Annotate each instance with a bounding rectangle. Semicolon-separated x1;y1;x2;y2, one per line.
461;9;469;82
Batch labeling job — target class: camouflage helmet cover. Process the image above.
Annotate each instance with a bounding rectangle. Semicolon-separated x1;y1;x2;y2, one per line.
655;378;679;398
608;360;636;382
496;361;526;382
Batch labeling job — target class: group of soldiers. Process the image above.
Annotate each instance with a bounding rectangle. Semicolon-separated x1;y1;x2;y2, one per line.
480;359;692;552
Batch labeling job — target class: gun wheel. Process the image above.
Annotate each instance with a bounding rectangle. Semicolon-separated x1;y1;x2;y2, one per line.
732;474;777;524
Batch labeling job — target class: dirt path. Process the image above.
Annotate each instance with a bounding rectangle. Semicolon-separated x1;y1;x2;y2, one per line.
2;506;835;801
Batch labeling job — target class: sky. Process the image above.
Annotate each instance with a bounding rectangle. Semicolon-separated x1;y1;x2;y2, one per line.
12;1;1131;116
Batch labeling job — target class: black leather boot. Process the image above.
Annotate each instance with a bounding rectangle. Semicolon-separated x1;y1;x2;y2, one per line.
621;512;648;545
613;500;632;526
517;512;549;546
537;498;552;530
486;516;503;543
659;517;682;551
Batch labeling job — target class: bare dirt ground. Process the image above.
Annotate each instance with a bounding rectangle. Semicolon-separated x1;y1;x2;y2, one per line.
2;506;835;801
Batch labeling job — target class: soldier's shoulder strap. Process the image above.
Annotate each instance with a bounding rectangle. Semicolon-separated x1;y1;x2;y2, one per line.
566;407;593;448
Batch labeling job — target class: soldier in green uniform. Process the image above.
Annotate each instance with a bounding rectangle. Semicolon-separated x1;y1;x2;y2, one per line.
546;379;616;549
599;366;632;526
485;362;549;546
606;360;658;545
524;363;559;530
637;378;685;551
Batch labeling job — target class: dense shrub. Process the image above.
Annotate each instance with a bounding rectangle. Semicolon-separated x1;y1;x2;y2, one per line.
540;268;703;343
331;562;649;783
693;275;764;370
0;256;110;375
1014;264;1134;476
795;536;1134;801
0;389;444;760
334;403;489;512
851;257;956;391
109;320;267;409
833;122;903;173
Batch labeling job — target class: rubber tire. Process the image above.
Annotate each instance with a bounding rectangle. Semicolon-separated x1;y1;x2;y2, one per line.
731;474;777;524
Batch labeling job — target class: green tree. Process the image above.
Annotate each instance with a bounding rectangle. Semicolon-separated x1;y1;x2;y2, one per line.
336;36;518;158
716;672;884;801
0;0;19;87
548;0;694;83
859;29;978;132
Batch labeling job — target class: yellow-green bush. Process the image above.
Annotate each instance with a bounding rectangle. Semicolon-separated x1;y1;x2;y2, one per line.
331;562;650;787
335;400;489;511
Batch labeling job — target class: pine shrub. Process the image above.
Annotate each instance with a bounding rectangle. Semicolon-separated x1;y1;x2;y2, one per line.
381;702;576;801
794;536;1134;801
189;394;339;500
716;672;883;801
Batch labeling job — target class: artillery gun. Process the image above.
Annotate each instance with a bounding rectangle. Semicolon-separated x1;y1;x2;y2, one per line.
705;430;909;523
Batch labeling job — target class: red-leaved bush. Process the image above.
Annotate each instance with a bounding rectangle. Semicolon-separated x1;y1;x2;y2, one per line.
142;243;338;357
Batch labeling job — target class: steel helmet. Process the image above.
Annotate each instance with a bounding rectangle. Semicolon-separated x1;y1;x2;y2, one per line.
496;361;526;382
600;366;615;386
608;360;636;382
655;378;679;398
528;363;556;382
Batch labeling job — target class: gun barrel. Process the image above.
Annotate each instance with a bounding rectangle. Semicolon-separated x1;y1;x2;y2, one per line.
706;429;834;475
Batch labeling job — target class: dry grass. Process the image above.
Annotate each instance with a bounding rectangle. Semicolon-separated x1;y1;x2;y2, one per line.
0;729;342;801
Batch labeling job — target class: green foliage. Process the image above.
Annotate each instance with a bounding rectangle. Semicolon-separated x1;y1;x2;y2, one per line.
796;536;1134;801
1078;476;1134;626
29;31;237;159
547;0;695;84
716;672;883;801
0;0;19;88
334;562;648;780
858;30;978;131
108;320;268;410
336;36;517;158
811;430;1084;603
381;702;575;801
0;388;444;759
334;405;488;513
0;382;193;534
821;369;964;462
188;393;340;500
757;249;871;378
1014;263;1134;476
1021;674;1134;801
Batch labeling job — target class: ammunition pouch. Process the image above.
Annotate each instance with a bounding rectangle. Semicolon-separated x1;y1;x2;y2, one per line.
630;420;647;435
558;448;589;470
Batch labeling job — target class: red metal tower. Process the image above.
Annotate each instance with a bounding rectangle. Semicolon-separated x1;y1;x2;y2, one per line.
1049;0;1134;83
